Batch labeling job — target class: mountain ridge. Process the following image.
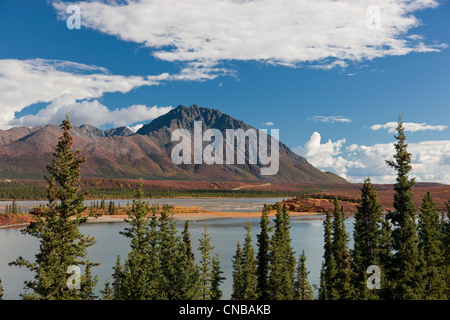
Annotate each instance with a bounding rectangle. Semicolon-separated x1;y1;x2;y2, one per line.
0;105;347;183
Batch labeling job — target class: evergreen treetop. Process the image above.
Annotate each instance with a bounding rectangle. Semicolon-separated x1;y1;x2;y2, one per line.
385;116;422;300
9;116;98;300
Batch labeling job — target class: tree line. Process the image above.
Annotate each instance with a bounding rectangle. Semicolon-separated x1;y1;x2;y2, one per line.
0;116;448;300
0;181;296;201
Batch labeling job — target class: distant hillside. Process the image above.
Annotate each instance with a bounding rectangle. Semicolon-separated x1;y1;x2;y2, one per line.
0;105;347;183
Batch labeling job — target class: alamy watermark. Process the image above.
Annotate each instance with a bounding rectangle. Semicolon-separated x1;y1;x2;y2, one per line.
366;265;381;290
170;121;279;176
66;265;81;290
66;5;81;30
367;5;381;30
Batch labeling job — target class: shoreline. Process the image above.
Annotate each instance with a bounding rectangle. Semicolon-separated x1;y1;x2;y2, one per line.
84;210;327;224
0;209;327;229
0;195;291;202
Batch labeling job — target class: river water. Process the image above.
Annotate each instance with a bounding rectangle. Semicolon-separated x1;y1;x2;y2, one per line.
0;198;355;300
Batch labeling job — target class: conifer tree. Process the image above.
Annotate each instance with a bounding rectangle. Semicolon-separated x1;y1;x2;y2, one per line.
351;178;384;299
183;220;194;261
241;221;258;300
294;250;314;300
100;279;114;300
80;264;98;300
210;253;225;300
267;204;296;299
443;201;450;297
318;262;327;300
198;223;213;300
111;256;124;300
158;205;200;300
256;204;271;300
9;116;98;300
231;242;244;300
119;180;159;299
418;192;447;299
385;116;422;299
378;213;393;299
319;209;337;300
331;198;352;299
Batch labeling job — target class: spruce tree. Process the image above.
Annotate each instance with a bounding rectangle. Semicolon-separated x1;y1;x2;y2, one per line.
241;221;258;300
9;116;98;300
351;178;384;299
231;242;244;300
80;264;98;300
158;206;200;300
318;261;327;300
331;198;352;299
198;223;213;300
267;204;296;299
119;180;159;299
418;192;447;299
294;250;314;300
108;201;114;214
210;253;225;300
183;220;194;260
378;214;393;299
385;116;422;299
100;279;114;300
256;204;271;300
319;208;337;300
111;255;124;300
443;201;450;297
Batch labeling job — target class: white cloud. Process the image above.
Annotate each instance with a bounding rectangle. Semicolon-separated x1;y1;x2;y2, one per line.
128;124;144;133
309;60;349;70
52;0;444;74
309;116;352;123
294;132;450;184
0;58;169;129
262;121;274;127
293;132;364;179
0;58;228;129
346;140;450;183
370;121;447;133
9;94;172;129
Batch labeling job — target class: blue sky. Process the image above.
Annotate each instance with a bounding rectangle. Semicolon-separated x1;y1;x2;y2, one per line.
0;0;449;183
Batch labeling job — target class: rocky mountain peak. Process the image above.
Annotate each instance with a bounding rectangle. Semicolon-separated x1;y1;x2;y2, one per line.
137;104;246;135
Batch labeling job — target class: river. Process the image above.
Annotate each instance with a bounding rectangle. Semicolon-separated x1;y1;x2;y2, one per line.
0;198;355;300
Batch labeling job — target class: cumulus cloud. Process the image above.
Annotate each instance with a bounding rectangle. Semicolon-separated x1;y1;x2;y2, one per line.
294;132;450;184
262;122;274;127
294;132;364;179
370;121;447;133
0;58;169;129
52;0;444;73
9;94;172;129
0;57;227;129
346;140;450;183
309;116;352;123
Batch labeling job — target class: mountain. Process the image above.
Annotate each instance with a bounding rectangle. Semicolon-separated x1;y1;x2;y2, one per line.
0;105;347;183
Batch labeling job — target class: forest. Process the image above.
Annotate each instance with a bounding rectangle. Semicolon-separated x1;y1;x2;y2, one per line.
0;180;298;201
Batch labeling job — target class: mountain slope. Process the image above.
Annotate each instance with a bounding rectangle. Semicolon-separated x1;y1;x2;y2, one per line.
0;105;347;183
